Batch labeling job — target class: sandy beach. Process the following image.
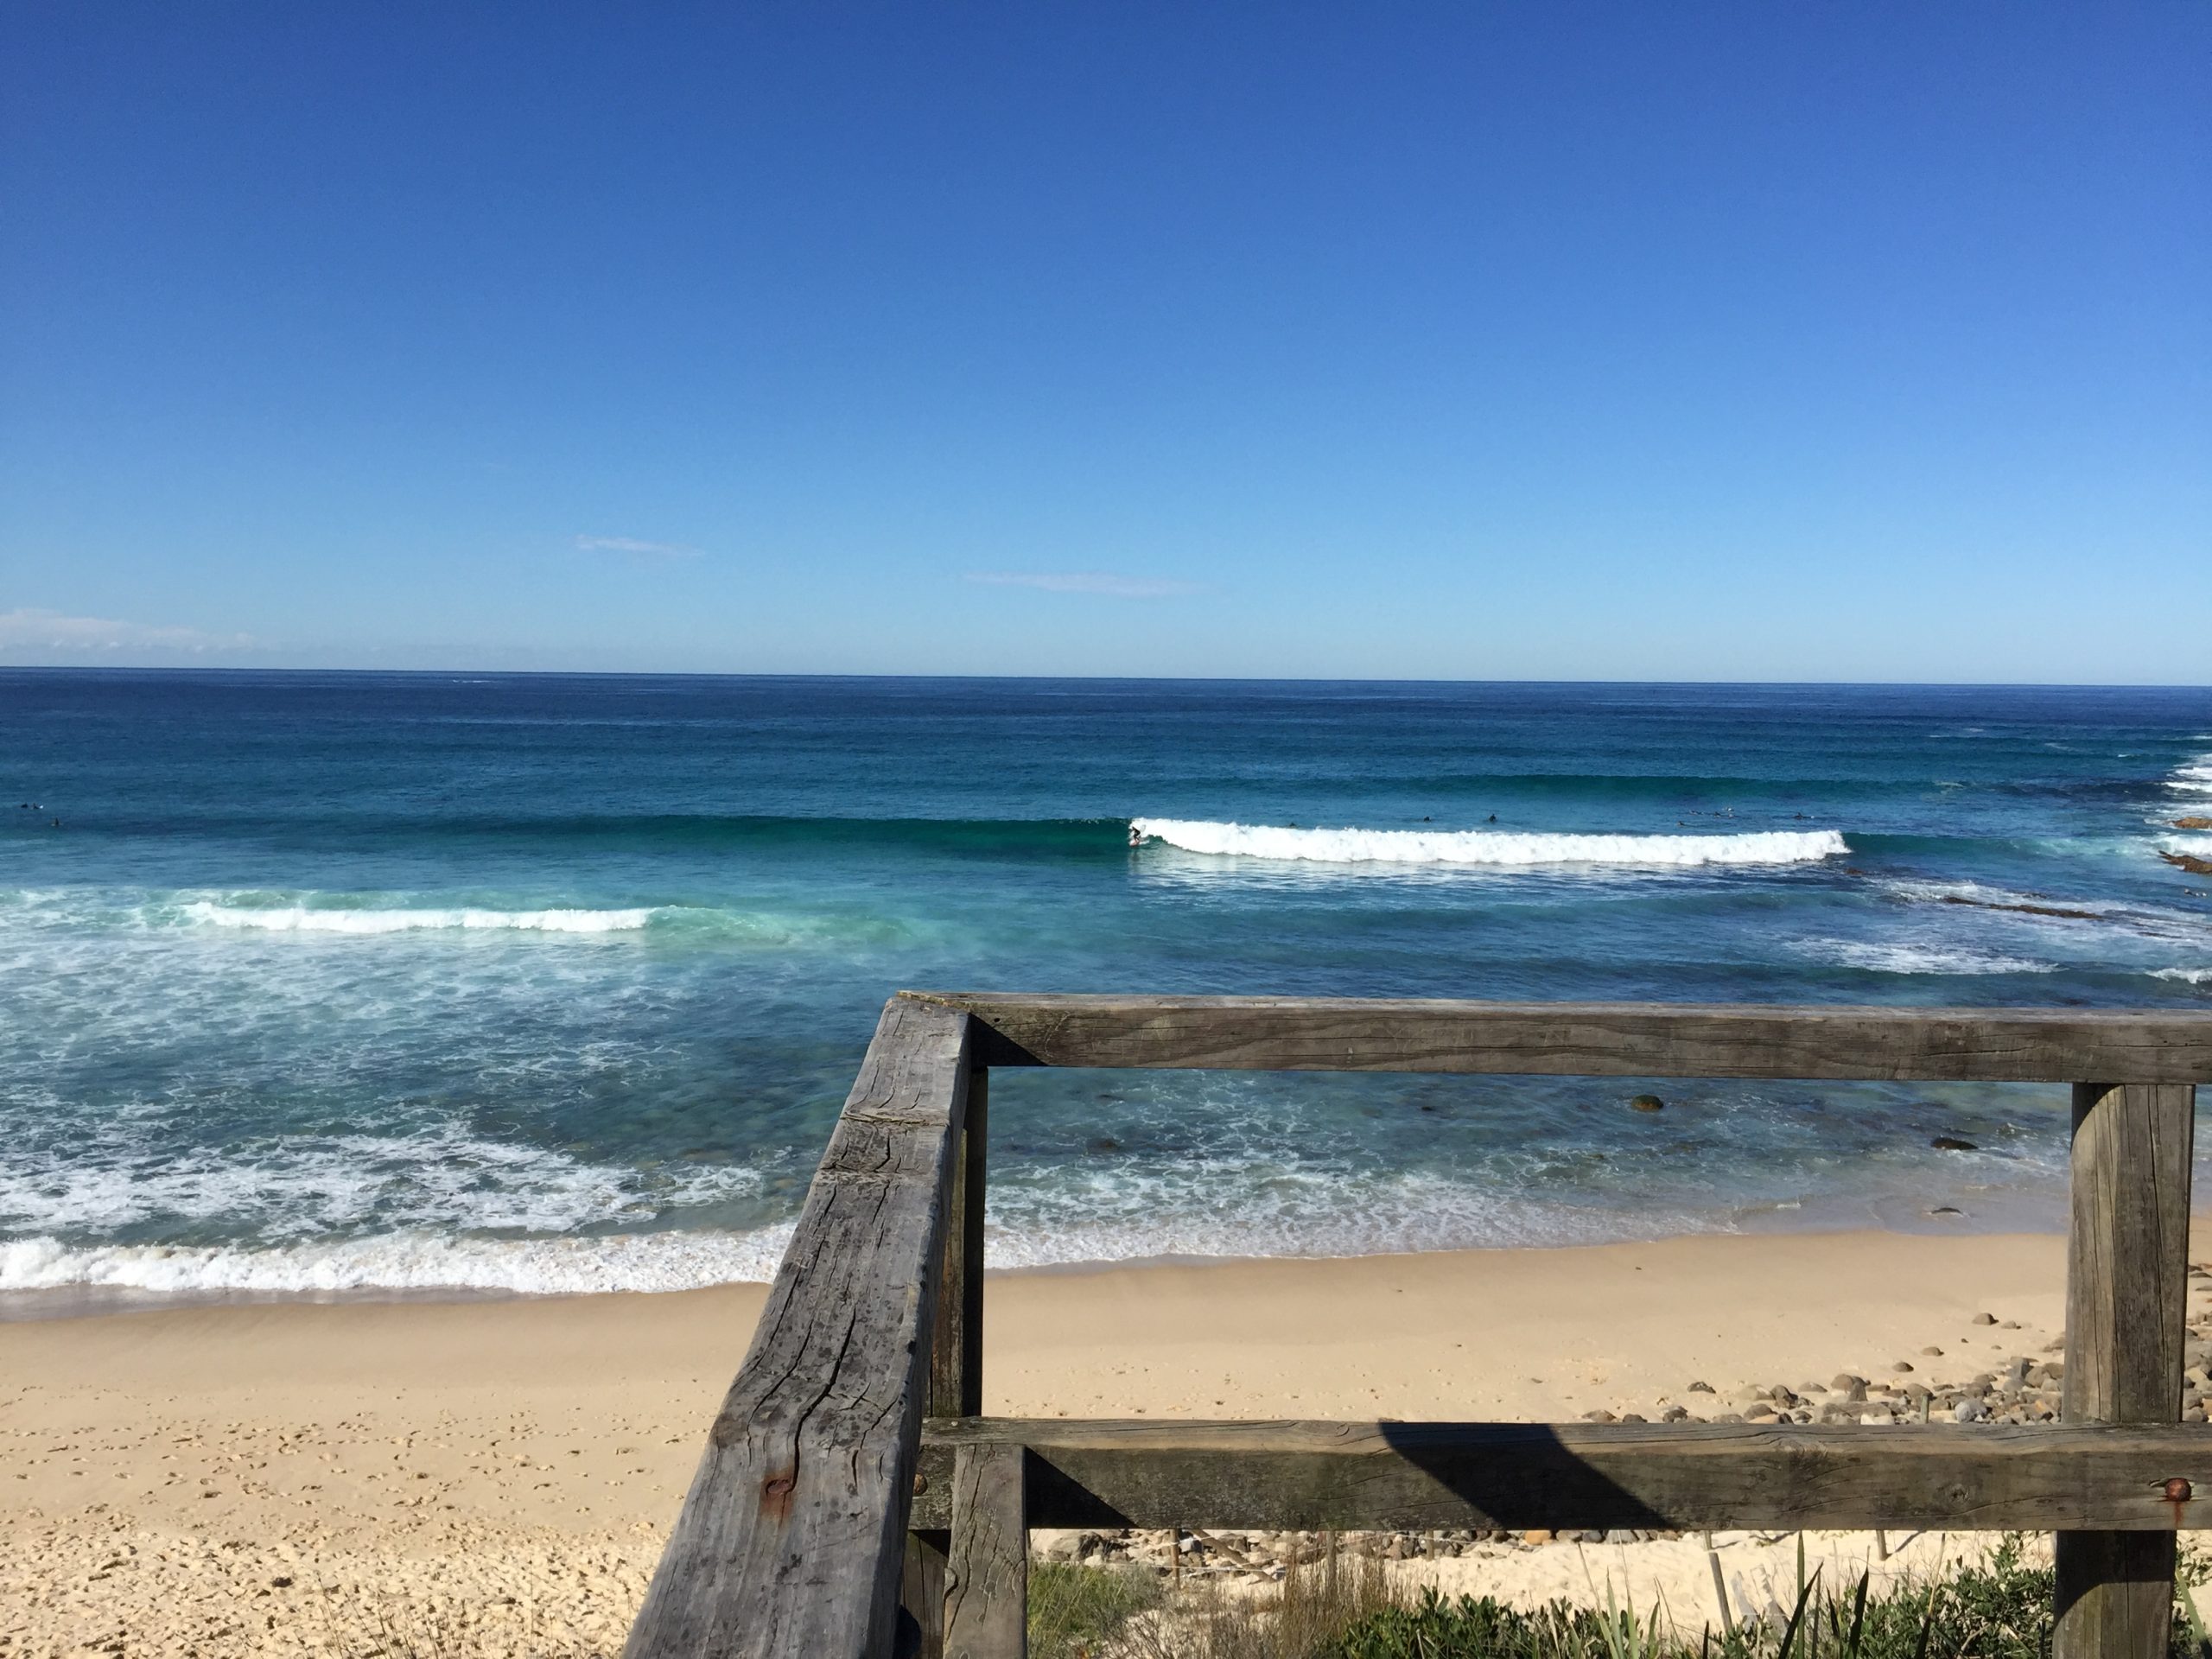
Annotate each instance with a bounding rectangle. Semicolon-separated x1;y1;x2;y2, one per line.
3;1225;2158;1656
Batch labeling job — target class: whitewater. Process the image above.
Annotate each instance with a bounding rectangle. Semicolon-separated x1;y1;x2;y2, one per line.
1131;817;1847;868
181;900;662;934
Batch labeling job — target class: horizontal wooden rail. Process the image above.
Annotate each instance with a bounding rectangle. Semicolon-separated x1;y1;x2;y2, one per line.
911;993;2212;1083
912;1418;2212;1534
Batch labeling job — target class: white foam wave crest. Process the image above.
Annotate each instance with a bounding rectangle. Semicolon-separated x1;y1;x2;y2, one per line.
0;1226;796;1295
181;901;659;934
1799;938;2056;976
0;1126;769;1238
0;1181;1738;1294
2167;760;2212;795
2152;968;2212;986
1131;818;1847;869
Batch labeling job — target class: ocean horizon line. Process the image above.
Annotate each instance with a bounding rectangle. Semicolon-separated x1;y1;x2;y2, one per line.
3;663;2210;692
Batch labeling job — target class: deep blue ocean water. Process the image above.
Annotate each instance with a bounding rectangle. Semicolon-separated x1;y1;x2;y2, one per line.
3;671;2208;1300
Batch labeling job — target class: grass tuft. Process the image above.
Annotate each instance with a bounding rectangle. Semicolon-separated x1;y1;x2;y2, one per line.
1028;1557;1163;1658
1027;1535;2212;1659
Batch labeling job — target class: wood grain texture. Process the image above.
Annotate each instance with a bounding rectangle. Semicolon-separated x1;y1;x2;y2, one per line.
906;993;2212;1083
2055;1083;2196;1659
625;999;972;1659
908;1418;2212;1533
944;1445;1027;1659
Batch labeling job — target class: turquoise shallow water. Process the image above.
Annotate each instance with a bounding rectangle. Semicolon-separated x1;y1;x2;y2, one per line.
2;671;2208;1299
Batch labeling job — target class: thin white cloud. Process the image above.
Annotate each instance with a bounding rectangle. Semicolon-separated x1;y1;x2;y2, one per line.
575;535;702;560
0;608;258;653
965;571;1201;599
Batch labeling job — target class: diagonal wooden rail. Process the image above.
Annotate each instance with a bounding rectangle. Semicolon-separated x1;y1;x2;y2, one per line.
625;995;2212;1659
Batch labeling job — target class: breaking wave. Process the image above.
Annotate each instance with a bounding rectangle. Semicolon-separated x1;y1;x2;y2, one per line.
1796;938;2057;976
181;901;660;934
0;889;921;949
0;1122;772;1240
0;1227;796;1295
2167;759;2212;796
0;1180;1739;1294
1130;818;1847;869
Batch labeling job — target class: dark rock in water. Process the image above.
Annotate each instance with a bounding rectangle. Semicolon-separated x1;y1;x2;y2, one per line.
1929;1205;1962;1216
2175;817;2212;830
1931;1135;1978;1151
1630;1094;1665;1113
1937;893;2101;921
1089;1136;1122;1153
2160;850;2212;876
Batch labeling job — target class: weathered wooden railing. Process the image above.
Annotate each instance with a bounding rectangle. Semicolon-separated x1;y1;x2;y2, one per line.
625;995;2212;1659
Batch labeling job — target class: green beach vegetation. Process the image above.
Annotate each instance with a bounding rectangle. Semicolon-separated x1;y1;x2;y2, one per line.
1028;1537;2212;1659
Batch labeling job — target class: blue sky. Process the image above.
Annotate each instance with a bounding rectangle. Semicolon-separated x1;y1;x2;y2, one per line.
3;3;2206;681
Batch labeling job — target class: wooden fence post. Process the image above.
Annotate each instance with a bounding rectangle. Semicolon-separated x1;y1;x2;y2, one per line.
2055;1082;2196;1659
945;1444;1027;1659
933;1065;988;1418
903;1067;992;1655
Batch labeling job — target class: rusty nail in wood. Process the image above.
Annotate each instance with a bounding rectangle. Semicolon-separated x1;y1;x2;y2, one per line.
2161;1478;2193;1503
